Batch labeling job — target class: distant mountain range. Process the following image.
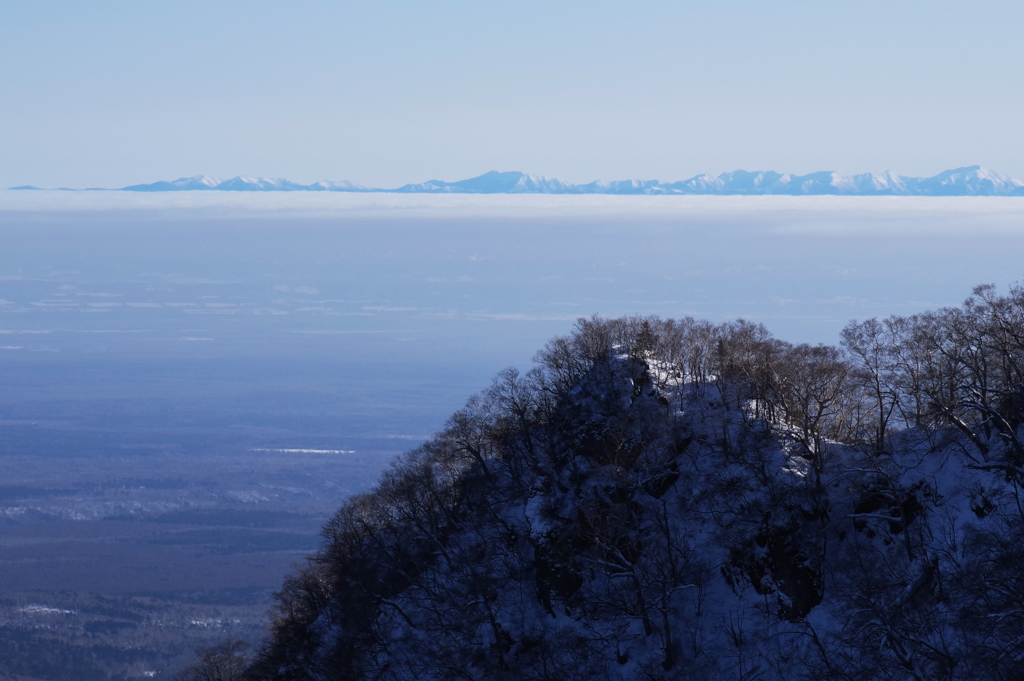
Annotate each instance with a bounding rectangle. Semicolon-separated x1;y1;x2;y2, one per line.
11;166;1024;196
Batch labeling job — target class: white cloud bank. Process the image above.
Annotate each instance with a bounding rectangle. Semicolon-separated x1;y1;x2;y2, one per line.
1;190;1023;236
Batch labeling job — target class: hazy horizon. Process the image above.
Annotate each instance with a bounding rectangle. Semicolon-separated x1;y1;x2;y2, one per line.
9;163;1024;193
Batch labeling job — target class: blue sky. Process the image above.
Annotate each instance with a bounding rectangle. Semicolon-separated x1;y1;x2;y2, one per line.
2;0;1022;188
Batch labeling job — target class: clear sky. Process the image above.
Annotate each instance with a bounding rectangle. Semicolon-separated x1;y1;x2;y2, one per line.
2;0;1022;189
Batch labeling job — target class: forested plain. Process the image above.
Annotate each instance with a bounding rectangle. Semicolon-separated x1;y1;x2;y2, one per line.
176;282;1024;681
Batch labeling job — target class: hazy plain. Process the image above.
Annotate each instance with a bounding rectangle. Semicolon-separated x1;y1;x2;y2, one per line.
1;191;1023;677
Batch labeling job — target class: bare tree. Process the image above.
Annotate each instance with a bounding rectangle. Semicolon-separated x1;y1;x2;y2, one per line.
175;639;249;681
841;318;901;452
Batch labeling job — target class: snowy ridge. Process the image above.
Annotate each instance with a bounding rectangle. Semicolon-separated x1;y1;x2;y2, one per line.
119;174;368;192
395;170;575;194
121;175;224;191
18;166;1024;195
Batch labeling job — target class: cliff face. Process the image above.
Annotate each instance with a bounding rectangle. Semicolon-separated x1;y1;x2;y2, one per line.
243;298;1024;681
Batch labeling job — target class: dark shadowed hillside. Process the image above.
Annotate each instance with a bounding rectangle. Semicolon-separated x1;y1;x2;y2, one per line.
197;284;1024;681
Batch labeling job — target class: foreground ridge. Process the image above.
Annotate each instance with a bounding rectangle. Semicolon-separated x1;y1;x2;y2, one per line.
177;283;1024;681
12;166;1024;195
